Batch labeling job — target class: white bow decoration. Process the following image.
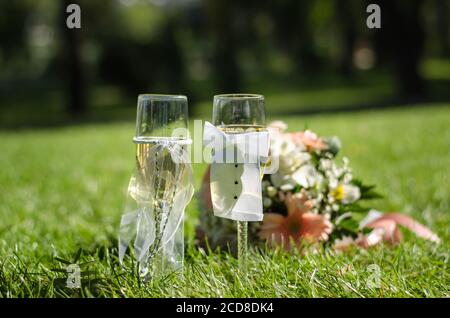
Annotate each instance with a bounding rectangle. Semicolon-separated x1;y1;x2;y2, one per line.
118;141;194;274
203;122;270;222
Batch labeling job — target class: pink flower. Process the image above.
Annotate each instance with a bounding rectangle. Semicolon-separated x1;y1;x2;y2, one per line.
259;191;333;249
289;130;327;152
358;213;441;247
333;212;441;251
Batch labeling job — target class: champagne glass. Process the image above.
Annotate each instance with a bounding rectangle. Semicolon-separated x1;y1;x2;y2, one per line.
133;94;192;277
212;94;266;272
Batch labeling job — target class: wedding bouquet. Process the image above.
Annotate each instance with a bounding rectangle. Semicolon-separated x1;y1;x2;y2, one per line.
196;121;440;252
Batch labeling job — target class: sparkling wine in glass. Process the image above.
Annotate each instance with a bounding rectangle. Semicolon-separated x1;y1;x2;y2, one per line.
132;94;192;277
212;94;267;272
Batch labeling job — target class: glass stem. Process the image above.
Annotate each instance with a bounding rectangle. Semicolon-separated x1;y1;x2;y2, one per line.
237;220;248;272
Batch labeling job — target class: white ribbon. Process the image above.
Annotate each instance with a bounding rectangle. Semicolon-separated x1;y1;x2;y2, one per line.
203;122;270;222
118;140;194;274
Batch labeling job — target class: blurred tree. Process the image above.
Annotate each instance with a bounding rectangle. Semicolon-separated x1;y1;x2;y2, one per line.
0;1;29;63
272;0;320;74
60;0;87;114
334;1;358;75
1;0;447;123
375;0;426;98
206;0;241;92
98;11;186;97
436;0;449;56
159;15;186;93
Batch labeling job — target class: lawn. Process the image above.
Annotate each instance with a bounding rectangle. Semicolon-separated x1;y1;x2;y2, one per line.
0;103;448;297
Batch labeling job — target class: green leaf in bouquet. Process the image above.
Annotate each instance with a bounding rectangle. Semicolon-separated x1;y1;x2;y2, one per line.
351;179;383;200
340;203;371;213
293;184;302;193
266;199;288;216
328;229;357;243
310;152;321;166
329;224;361;243
362;227;372;235
361;190;383;200
351;178;370;190
335;218;360;233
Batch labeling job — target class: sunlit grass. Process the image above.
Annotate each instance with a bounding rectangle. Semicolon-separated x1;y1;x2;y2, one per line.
0;104;448;297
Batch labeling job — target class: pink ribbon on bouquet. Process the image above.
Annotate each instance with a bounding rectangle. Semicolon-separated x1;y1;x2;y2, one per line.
357;212;441;248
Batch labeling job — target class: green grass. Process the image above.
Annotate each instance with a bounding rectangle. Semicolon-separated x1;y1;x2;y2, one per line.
0;104;449;297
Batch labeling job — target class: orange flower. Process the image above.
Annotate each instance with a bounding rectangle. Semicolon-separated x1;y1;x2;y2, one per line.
289;130;327;152
259;191;333;249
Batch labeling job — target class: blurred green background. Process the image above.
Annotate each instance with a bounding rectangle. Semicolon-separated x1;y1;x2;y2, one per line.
0;0;449;127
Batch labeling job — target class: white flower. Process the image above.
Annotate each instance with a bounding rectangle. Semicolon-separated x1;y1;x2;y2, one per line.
328;193;335;203
281;147;309;174
359;209;383;229
329;177;339;189
319;158;333;170
343;172;353;184
316;192;324;203
280;183;295;191
341;184;361;204
342;157;349;166
271;138;309;175
270;173;297;190
292;164;318;188
315;174;325;190
268;120;288;132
